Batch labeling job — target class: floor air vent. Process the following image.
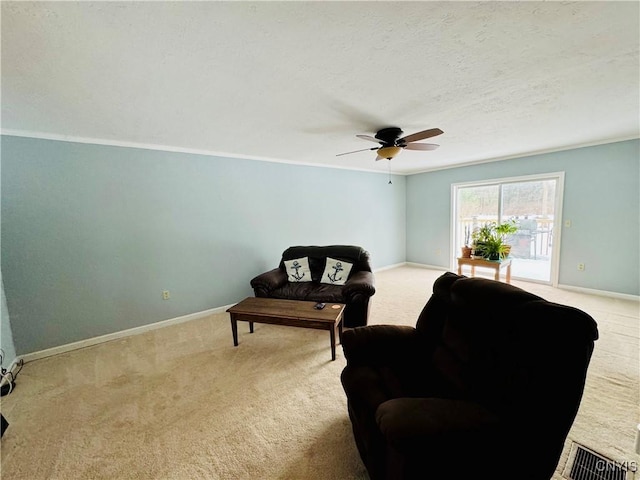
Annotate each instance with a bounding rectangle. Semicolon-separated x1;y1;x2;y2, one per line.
564;443;635;480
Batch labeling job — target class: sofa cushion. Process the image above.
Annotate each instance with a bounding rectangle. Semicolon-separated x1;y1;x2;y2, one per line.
283;257;312;282
321;257;353;285
269;281;344;303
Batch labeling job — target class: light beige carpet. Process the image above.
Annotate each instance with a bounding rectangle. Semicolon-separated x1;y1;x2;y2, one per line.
1;266;638;479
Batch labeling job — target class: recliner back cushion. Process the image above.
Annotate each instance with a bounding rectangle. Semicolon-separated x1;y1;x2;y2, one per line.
415;272;459;348
425;275;598;419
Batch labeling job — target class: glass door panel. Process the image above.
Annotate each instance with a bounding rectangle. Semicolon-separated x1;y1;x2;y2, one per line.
501;180;556;282
455;185;499;258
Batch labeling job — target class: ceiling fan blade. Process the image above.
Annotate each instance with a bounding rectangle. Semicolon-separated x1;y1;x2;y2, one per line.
400;128;444;143
375;155;386;161
336;147;378;157
356;134;384;144
404;143;440;151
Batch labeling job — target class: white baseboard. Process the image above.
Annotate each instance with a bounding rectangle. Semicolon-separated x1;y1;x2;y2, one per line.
402;264;639;301
557;284;640;302
17;279;636;366
20;303;236;364
405;262;450;271
375;262;452;272
373;262;407;272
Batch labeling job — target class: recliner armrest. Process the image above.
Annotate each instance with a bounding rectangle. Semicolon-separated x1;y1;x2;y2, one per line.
250;268;288;296
342;325;420;366
342;270;376;299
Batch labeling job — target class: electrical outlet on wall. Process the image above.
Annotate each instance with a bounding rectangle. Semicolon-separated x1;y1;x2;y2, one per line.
162;290;170;300
577;263;585;271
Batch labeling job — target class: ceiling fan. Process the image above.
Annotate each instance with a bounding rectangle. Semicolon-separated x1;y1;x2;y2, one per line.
336;126;443;161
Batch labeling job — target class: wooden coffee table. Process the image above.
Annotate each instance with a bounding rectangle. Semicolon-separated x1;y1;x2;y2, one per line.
226;297;346;361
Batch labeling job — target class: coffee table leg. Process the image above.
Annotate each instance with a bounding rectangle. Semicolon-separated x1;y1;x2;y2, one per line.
330;327;336;361
249;322;254;333
231;316;239;346
337;318;343;344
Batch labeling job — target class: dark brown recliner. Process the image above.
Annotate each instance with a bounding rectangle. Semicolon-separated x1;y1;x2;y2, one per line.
341;272;598;480
250;245;375;328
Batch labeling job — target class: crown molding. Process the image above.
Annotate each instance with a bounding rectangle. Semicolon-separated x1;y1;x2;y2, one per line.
0;129;389;175
2;129;637;177
407;135;640;175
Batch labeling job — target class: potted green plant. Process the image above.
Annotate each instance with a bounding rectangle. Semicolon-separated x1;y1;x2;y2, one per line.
471;223;495;259
494;219;518;257
482;236;509;261
471;220;518;261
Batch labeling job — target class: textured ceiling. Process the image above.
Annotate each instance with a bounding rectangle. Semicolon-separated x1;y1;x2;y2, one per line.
2;1;639;174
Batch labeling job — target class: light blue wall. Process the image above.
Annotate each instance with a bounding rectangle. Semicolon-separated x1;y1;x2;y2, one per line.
3;135;637;355
1;136;406;355
407;139;640;296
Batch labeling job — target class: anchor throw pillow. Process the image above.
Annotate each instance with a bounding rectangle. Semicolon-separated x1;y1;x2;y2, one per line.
284;257;312;283
321;257;353;286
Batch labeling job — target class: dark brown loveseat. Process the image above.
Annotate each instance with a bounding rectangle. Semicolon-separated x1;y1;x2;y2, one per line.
341;272;598;480
250;245;375;328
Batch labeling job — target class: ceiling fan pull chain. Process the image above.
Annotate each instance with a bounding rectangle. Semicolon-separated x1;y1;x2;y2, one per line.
388;159;392;185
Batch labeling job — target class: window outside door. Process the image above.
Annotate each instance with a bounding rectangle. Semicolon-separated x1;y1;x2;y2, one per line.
452;173;564;284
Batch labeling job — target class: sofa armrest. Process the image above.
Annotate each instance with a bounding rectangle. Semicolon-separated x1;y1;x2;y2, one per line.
250;268;288;296
342;270;375;299
342;325;420;366
375;397;501;452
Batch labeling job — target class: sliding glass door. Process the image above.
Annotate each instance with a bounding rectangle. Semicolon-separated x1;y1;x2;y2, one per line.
452;173;564;284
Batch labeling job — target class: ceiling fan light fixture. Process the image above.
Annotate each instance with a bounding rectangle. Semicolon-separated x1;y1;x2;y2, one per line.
337;126;443;162
377;146;402;160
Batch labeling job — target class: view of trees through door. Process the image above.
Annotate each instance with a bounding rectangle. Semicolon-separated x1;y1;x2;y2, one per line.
454;175;561;283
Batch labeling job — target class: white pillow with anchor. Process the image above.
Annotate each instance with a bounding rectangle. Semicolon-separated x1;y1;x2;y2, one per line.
284;257;312;282
321;257;353;286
